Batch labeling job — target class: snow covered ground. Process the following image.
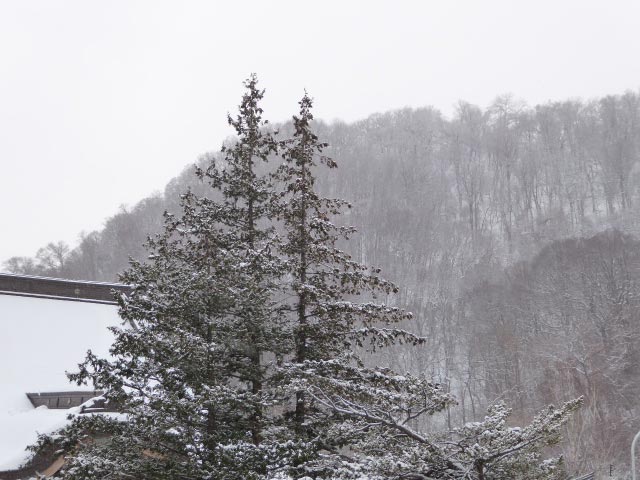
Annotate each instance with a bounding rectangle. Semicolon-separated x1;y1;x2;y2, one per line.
0;294;119;471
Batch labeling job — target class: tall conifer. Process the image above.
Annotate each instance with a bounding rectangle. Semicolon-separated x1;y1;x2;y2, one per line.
31;82;580;480
38;75;293;480
272;94;449;476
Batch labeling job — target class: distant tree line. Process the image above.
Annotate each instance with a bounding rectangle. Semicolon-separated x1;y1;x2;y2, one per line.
7;91;640;281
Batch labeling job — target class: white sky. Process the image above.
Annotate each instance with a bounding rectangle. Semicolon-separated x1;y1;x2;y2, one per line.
1;0;639;263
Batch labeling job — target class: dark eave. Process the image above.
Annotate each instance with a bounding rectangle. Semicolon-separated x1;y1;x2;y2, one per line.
0;273;131;305
26;391;106;409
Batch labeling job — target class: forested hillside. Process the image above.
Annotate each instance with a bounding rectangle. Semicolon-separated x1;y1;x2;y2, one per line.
6;90;640;473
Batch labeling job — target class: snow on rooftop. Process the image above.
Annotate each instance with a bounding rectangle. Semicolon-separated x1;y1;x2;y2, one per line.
0;407;71;471
0;294;120;471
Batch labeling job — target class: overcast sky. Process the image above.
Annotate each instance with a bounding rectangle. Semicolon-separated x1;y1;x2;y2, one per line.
1;0;639;264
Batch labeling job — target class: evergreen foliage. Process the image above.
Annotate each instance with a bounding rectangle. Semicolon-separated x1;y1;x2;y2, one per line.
33;75;295;479
30;77;580;480
274;94;424;419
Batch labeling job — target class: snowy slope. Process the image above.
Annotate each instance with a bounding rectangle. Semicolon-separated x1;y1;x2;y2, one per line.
0;294;119;471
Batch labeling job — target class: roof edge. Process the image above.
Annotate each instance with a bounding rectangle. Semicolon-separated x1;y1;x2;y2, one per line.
0;273;131;305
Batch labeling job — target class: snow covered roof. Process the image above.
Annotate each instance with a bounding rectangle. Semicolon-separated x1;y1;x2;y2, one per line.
0;275;125;474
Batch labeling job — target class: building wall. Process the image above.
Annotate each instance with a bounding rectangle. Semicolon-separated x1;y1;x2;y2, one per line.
0;294;121;472
0;294;119;412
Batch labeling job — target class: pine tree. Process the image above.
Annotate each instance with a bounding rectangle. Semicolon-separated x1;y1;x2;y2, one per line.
272;94;453;477
198;73;285;446
34;75;298;480
317;396;583;480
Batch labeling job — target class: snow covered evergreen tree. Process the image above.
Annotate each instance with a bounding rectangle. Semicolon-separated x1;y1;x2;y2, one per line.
270;95;454;477
317;396;582;479
32;75;304;480
30;82;581;480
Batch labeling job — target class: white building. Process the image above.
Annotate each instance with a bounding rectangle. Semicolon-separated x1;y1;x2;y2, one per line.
0;274;127;479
